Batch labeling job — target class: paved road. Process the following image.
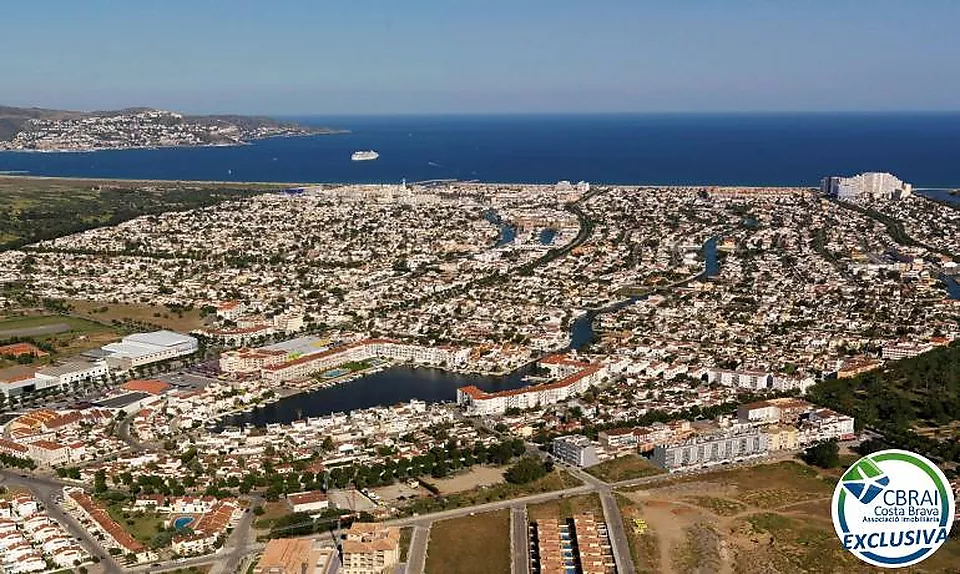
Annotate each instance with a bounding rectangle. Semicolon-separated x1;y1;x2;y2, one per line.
599;489;636;574
209;498;258;574
406;524;430;574
116;416;147;452
563;464;637;574
0;322;70;338
0;470;123;574
126;543;267;574
388;484;595;529
510;505;529;574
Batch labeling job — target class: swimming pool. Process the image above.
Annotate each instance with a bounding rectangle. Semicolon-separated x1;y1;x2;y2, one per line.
173;516;195;530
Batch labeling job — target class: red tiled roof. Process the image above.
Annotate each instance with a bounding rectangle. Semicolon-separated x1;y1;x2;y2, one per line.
0;438;28;454
121;379;170;395
67;491;145;553
287;491;327;506
459;366;600;401
30;440;66;452
0;343;48;357
43;411;83;430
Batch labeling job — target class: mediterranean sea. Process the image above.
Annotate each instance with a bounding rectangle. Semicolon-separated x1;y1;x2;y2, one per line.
1;113;960;187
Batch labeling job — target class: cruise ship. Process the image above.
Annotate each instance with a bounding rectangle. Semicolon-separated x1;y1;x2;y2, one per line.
351;150;379;161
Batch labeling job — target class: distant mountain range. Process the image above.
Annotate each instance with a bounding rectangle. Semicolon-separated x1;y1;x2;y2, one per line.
0;105;344;151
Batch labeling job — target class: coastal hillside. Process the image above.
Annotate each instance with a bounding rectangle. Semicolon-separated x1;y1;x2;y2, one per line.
0;105;341;151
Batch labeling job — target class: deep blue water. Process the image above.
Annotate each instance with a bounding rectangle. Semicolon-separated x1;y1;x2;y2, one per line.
2;113;960;186
704;237;719;278
220;364;534;427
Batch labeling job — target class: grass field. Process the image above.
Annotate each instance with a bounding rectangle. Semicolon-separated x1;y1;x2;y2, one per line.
105;505;165;546
424;510;511;574
0;313;121;368
67;299;206;332
615;460;960;573
406;469;581;516
0;314;111;333
253;501;294;530
585;454;664;482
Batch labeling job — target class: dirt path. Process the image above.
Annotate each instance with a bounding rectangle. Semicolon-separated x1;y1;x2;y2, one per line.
624;488;835;574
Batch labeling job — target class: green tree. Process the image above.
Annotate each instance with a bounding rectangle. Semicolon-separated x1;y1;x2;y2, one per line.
504;457;552;484
94;470;108;494
801;440;840;468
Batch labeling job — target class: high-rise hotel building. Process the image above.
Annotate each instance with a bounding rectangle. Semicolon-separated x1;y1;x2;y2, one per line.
820;172;912;201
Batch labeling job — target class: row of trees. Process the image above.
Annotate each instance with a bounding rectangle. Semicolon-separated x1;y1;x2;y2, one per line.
97;438;528;502
0;452;37;470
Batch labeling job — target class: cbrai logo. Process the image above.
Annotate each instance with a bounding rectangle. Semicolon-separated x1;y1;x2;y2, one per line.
832;449;955;568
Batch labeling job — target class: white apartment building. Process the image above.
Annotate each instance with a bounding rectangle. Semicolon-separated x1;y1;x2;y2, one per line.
798;409;856;445
705;368;772;390
821;172;912;201
340;523;400;574
653;427;769;471
219;347;287;374
458;360;605;416
553;434;600;467
261;339;469;384
881;341;933;361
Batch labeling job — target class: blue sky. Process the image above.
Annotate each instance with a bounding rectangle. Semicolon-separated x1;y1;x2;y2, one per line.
2;1;958;114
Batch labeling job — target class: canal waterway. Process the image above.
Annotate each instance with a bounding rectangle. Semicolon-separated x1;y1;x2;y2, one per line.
222;236;721;428
539;228;558;245
484;209;516;247
941;274;960;300
219;363;537;427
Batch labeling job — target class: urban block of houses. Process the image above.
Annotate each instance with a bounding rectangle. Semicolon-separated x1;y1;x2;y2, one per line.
553;434;600;468
64;488;154;563
457;355;605;416
0;493;89;572
340;522;400;574
653;426;769;471
230;338;469;384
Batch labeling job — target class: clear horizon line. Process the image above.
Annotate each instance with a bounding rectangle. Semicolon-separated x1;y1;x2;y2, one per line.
6;102;960;117
266;109;960;118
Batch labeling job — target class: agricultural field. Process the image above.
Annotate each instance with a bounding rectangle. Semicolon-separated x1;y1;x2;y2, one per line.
424;510;511;574
616;460;960;573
